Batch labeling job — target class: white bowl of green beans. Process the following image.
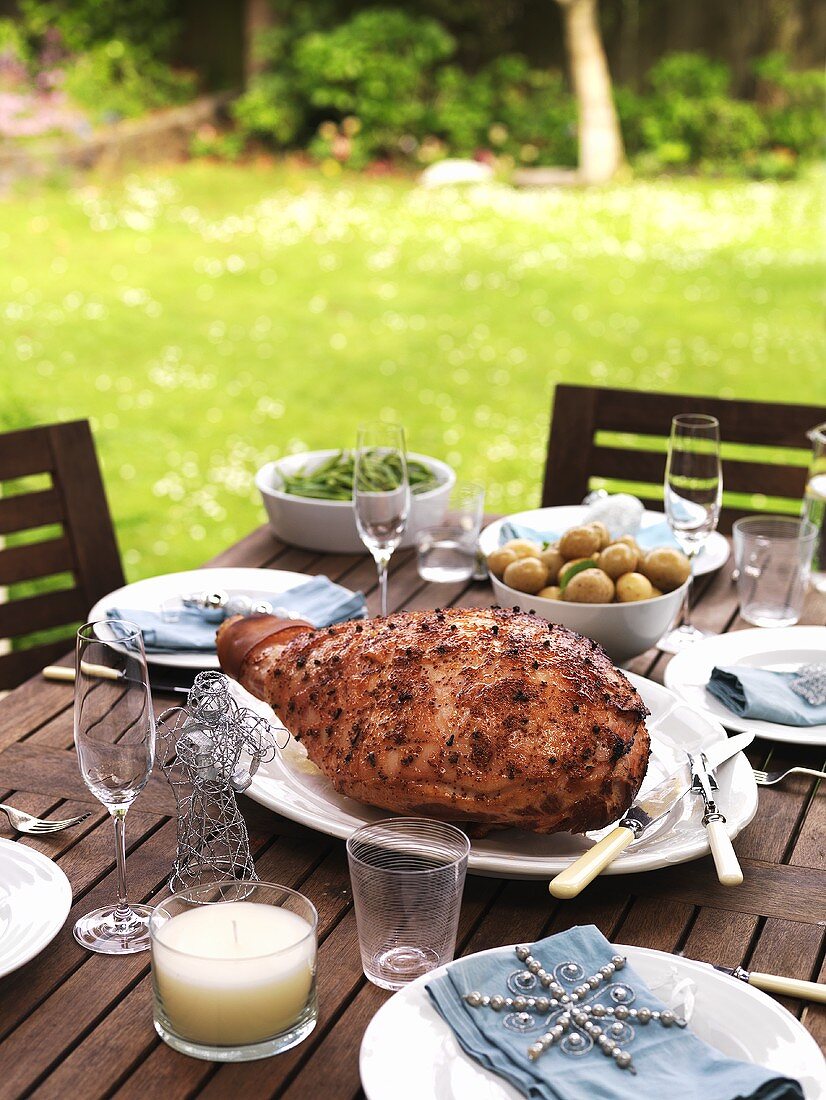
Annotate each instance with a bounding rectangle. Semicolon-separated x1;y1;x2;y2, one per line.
256;450;456;554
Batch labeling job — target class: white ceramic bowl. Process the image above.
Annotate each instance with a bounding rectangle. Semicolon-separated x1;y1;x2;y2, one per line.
256;451;456;554
489;574;688;665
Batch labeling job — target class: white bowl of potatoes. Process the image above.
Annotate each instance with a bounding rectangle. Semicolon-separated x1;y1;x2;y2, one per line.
486;521;691;665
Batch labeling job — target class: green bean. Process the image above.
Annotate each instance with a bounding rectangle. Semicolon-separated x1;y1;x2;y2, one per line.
281;450;441;501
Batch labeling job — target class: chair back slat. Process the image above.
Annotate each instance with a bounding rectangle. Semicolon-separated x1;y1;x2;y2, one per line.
0;588;88;639
543;385;824;534
0;420;124;691
0;426;51;481
0;537;75;586
0;489;64;536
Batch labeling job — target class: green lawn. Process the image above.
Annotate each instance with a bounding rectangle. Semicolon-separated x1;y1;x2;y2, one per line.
1;162;823;581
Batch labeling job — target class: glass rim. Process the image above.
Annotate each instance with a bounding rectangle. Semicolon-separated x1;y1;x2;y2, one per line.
149;881;318;961
346;817;471;874
733;515;818;541
77;618;143;644
671;413;720;429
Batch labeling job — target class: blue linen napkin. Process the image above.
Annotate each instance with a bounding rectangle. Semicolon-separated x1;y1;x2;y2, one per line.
498;520;680;552
107;576;366;654
426;925;802;1100
707;666;826;727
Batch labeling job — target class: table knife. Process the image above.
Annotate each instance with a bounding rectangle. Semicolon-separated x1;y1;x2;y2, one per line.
549;732;754;899
714;964;826;1004
687;750;742;886
42;664;194;696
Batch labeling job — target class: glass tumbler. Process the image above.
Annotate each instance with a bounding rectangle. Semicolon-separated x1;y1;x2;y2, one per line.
347;818;470;990
733;516;817;627
150;881;318;1062
416;481;485;583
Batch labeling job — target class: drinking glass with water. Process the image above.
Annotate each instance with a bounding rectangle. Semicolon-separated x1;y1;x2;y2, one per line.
416;481;485;584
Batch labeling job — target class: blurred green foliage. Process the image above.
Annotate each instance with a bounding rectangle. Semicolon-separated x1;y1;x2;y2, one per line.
229;13;824;177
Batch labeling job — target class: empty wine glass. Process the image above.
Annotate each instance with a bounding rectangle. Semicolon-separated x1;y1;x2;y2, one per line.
354;423;410;617
74;620;156;953
659;414;723;653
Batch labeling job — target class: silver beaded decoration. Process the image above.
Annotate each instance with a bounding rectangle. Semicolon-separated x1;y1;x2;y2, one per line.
463;945;686;1075
157;672;283;891
790;664;826;706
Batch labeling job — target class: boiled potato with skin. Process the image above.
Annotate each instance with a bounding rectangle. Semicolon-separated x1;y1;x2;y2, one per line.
503;557;548;594
563;568;615;604
502;538;542;560
598;542;638;580
641;547;691;592
487;547;518;578
537;585;562;601
616;572;655;603
558;557;592;585
539;547;564;583
616;535;642;569
558;526;601;560
587;521;611;550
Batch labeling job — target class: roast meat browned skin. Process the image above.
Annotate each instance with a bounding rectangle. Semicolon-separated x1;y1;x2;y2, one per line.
217;606;650;835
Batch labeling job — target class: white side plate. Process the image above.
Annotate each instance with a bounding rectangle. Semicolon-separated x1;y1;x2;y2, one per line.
0;839;72;978
243;673;758;879
359;944;826;1100
88;567;348;669
479;506;730;577
665;626;826;747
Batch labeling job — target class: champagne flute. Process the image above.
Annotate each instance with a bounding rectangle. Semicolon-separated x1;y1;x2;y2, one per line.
73;620;156;953
659;414;723;652
354;423;410;617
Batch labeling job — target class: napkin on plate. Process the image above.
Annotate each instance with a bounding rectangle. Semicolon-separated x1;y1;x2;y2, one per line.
107;575;366;654
707;666;826;728
498;519;680;553
426;925;802;1100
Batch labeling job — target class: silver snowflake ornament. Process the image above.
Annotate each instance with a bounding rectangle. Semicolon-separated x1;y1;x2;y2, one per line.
463;944;686;1075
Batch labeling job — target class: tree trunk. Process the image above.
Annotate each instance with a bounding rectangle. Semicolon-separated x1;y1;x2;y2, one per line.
243;0;274;85
556;0;624;184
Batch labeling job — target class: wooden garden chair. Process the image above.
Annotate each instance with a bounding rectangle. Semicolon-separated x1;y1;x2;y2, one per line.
0;420;124;690
542;384;825;533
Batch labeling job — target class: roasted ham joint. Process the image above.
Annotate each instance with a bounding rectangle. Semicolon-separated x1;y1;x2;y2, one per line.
216;606;651;836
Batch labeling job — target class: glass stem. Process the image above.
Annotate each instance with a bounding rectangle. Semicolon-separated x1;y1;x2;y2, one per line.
376;555;390;617
112;808;132;921
680;554;696;631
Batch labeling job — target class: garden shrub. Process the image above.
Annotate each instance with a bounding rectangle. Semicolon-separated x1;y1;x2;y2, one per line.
753;52;826;156
63;39;195;121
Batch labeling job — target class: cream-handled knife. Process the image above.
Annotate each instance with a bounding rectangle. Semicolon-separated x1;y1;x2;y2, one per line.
714;964;826;1004
549;732;754;899
687;750;742;886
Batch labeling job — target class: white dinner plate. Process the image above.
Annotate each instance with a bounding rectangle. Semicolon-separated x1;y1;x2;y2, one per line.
0;839;72;978
664;626;826;747
359;944;826;1100
479;506;730;577
88;567;346;670
243;673;758;879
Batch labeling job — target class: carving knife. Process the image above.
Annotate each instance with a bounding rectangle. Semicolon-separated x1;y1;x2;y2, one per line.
687;750;742;886
712;964;826;1004
549;731;754;899
42;664;194;696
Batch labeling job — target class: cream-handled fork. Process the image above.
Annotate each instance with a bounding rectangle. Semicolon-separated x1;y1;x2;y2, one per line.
0;804;92;835
752;765;826;786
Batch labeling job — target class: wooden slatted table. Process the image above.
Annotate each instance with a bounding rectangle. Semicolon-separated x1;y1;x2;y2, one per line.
0;527;824;1099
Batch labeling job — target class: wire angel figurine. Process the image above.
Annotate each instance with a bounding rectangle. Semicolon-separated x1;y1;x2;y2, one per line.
157;671;280;892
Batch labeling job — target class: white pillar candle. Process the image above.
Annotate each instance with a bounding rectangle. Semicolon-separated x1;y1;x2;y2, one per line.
152;901;315;1047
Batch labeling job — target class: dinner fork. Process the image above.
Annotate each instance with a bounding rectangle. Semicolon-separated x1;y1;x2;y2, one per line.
752;766;826;787
0;803;92;835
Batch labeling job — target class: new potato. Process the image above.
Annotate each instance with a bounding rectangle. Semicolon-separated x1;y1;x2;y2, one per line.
563;569;615;604
642;547;691;592
598;543;638;580
502;538;542;560
503;557;548;594
616;572;655;602
558;526;601;560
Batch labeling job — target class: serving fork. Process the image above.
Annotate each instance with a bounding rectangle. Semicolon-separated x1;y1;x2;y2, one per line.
752;765;826;787
0;803;92;835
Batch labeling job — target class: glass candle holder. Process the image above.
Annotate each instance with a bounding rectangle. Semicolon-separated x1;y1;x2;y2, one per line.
150;881;317;1062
